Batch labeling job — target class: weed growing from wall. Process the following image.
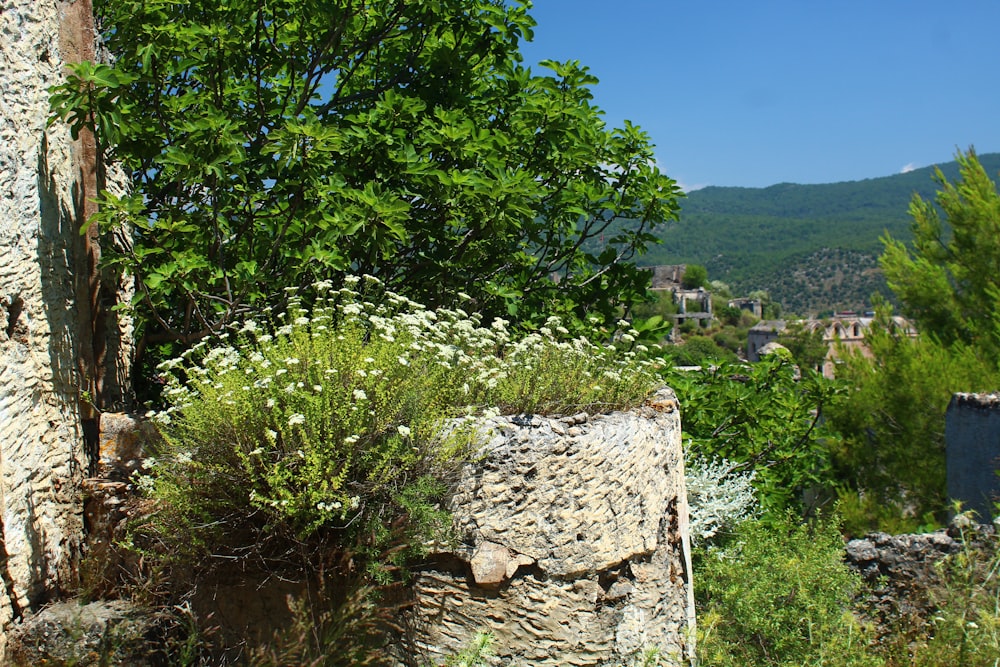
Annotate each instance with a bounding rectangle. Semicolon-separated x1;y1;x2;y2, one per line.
138;276;660;578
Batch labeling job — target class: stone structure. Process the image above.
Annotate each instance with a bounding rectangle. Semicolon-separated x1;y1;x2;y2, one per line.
0;0;130;655
8;399;694;664
647;265;686;289
672;288;712;324
747;315;915;378
727;297;762;319
746;320;786;363
845;519;997;646
946;393;1000;521
399;390;695;666
644;265;713;338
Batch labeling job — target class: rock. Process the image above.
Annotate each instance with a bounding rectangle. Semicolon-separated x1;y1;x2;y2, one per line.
469;541;529;587
6;600;167;666
844;526;996;645
97;413;158;481
397;388;694;666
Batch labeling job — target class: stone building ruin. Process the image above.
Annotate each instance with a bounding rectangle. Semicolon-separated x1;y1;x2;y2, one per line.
646;264;713;334
946;393;1000;521
747;314;916;378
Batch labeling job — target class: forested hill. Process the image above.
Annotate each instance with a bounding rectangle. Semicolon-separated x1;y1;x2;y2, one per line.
641;152;1000;316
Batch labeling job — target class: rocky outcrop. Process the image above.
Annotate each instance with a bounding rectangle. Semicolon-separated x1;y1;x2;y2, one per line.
6;599;169;667
0;1;131;656
399;389;694;666
845;520;998;643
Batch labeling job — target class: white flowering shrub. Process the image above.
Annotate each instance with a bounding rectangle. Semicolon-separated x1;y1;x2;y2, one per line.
142;277;660;574
685;457;758;545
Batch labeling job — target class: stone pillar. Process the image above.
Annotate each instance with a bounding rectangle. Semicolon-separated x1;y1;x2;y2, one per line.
946;393;1000;521
398;389;695;666
0;0;130;654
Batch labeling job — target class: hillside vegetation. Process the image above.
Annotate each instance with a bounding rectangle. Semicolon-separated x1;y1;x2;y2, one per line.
643;153;1000;315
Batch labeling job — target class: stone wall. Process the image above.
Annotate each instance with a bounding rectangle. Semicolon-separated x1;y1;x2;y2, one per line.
946;393;1000;521
399;390;694;666
0;0;130;655
845;520;997;646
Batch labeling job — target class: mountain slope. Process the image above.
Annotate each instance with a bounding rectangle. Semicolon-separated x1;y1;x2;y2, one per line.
641;153;1000;316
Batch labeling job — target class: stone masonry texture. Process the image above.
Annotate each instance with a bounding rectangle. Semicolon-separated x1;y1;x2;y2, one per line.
946;393;1000;521
398;389;695;666
0;0;130;656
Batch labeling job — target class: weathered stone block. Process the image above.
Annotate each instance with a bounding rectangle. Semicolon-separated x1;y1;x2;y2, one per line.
0;2;131;658
398;388;694;666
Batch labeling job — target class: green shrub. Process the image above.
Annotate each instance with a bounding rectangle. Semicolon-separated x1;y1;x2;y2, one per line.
711;328;743;354
696;514;882;667
685;457;758;545
140;277;661;575
891;514;1000;667
671;335;736;367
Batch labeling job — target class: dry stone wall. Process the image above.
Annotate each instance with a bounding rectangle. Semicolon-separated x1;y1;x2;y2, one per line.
399;389;694;666
0;0;130;655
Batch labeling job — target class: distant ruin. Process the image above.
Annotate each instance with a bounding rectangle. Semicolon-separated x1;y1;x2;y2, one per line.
646;264;713;331
747;314;916;378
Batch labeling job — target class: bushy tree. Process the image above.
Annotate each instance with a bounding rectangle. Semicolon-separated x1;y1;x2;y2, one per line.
666;354;841;515
881;148;1000;356
825;310;999;533
681;263;708;289
51;0;681;370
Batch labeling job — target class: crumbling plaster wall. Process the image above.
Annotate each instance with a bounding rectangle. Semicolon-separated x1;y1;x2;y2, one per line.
0;0;129;652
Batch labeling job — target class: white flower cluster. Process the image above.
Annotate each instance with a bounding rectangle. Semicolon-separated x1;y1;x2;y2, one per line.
148;276;659;471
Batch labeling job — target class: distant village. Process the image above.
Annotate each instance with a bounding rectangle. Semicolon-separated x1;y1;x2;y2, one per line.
646;264;916;378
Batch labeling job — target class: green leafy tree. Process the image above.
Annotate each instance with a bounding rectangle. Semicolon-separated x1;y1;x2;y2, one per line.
50;0;681;370
777;321;828;372
881;148;1000;356
666;355;842;515
681;263;708;289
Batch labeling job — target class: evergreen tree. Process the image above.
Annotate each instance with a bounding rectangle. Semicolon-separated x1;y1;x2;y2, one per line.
881;148;1000;356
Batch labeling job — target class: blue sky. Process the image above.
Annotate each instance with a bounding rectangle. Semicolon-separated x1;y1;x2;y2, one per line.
517;1;1000;189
